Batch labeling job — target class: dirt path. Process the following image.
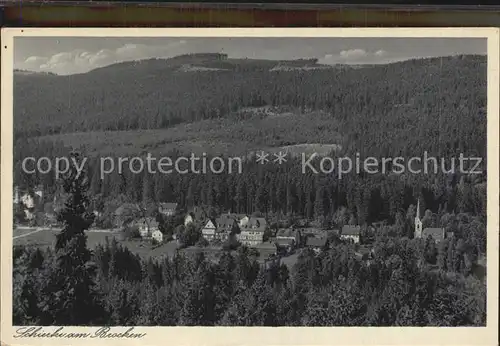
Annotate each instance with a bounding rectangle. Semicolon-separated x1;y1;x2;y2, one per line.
12;228;45;240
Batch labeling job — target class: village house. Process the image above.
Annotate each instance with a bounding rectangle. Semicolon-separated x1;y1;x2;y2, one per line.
201;215;238;242
234;214;250;227
151;229;164;243
275;238;295;254
301;227;328;240
276;227;301;248
218;212;249;227
184;213;194;226
158;202;178;217
255;240;278;258
414;199;448;243
324;229;340;239
14;185;43;205
305;237;328;254
134;217;160;238
237;217;268;247
20;193;34;209
340;225;361;243
201;219;217;241
17;191;36;221
214;214;239;242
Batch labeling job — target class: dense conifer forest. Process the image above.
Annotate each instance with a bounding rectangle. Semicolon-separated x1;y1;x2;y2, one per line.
12;54;487;326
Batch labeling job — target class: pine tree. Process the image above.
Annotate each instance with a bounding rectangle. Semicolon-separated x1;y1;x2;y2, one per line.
38;151;106;325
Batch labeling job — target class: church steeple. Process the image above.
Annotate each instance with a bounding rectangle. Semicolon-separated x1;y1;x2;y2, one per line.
416;198;420;220
414;198;423;239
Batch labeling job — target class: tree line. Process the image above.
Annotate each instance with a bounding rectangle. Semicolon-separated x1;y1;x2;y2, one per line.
13;152;486;326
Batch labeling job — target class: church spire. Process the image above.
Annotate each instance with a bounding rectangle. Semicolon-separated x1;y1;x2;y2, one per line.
416;198;420;220
414;198;423;239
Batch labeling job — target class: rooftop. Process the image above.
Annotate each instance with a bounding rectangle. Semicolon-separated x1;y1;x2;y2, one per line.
241;217;267;232
275;238;295;247
215;216;237;229
276;228;299;238
255;241;277;251
306;237;328;247
342;225;361;236
159;202;178;210
134;217;159;228
422;228;445;241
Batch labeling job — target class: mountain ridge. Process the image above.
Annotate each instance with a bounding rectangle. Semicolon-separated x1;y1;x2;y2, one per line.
14;54;486;159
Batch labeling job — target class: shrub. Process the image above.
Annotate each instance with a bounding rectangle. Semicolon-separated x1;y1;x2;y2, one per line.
123;225;141;240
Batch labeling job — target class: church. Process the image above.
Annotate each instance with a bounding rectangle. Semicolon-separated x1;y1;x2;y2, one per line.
414;199;448;243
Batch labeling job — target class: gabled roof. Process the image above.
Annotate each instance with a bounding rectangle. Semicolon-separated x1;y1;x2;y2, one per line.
203;218;217;228
215;215;237;229
306;237;328;247
230;213;248;220
342;225;361;236
239;217;267;232
423;228;445;241
276;228;299;238
135;217;159;229
255;241;277;251
275;238;295;247
159;202;178;210
243;217;267;231
254;217;267;228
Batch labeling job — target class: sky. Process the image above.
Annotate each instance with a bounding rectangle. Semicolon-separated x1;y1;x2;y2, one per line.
14;37;487;75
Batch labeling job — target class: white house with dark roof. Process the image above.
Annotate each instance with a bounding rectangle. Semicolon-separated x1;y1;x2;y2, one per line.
341;225;361;243
201;215;238;242
276;227;301;246
201;219;217;241
152;229;164;243
134;216;159;238
237;217;268;247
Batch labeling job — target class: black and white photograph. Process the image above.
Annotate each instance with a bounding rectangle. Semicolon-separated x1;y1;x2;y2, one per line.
1;28;498;345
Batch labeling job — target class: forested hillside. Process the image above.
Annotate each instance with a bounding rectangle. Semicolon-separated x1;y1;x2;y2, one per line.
13;54;487;227
14;54;486;159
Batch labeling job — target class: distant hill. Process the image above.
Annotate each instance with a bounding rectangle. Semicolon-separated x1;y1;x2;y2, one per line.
14;69;57;76
14;54;487;159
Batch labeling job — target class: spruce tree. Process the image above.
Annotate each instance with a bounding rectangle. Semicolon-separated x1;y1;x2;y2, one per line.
39;151;105;325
